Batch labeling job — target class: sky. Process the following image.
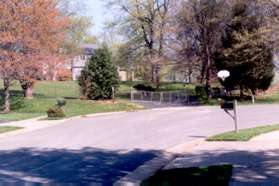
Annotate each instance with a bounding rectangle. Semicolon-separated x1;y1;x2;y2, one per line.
84;0;107;35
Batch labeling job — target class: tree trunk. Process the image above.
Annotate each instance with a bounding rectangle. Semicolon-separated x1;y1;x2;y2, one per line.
240;86;244;97
204;45;212;98
24;86;33;99
3;79;11;113
250;89;256;104
155;63;161;88
188;65;192;84
20;80;34;99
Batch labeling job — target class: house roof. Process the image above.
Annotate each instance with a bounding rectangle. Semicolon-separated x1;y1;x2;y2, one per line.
80;44;98;55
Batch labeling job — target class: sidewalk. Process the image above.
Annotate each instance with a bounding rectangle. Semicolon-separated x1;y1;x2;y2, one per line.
0;117;67;139
0;111;130;139
165;131;279;186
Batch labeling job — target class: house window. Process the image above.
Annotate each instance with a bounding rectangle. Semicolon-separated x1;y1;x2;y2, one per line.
81;55;86;60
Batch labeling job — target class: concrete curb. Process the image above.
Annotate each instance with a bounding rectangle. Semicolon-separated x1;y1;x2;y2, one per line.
113;139;205;186
114;152;177;186
167;139;205;154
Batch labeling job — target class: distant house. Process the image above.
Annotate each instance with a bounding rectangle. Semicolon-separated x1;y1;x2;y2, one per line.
70;44;129;81
71;44;97;81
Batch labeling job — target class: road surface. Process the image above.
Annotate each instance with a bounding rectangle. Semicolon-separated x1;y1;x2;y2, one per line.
0;105;278;184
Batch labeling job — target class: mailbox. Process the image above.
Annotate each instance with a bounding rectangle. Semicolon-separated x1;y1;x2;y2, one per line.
220;101;234;110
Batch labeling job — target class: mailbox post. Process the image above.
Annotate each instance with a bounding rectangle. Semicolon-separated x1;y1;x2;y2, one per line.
233;100;238;132
218;70;239;133
220;99;238;132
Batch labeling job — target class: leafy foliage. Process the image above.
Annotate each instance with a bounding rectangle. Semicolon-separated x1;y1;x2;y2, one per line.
47;106;66;118
214;0;274;94
133;84;155;92
78;46;119;100
195;86;209;103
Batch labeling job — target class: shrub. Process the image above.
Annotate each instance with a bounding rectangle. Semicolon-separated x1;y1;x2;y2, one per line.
133;84;155;91
195;86;209;103
47;106;65;118
57;69;72;81
56;99;67;107
78;46;119;100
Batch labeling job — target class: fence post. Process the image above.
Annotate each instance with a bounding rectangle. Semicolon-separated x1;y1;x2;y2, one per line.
186;89;189;104
130;87;134;102
112;87;115;104
160;92;163;104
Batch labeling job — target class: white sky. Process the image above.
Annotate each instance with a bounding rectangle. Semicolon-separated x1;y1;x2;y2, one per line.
84;0;108;35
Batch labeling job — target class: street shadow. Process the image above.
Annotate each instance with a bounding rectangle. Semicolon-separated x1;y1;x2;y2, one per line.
169;148;279;185
0;147;162;185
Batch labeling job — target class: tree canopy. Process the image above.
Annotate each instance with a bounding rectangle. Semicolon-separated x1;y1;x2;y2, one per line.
78;46;119;100
214;0;275;95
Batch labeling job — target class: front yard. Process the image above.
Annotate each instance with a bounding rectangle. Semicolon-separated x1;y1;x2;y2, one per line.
1;80;279;121
0;81;143;121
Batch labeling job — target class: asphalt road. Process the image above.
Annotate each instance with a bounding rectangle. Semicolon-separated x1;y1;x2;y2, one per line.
0;105;279;184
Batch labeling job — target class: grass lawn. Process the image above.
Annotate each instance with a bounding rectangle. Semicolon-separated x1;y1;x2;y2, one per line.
207;124;279;141
0;81;143;121
0;126;23;134
157;82;196;92
141;164;233;186
256;93;279;104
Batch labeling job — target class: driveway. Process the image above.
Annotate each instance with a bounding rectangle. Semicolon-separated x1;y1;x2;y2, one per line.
0;105;278;184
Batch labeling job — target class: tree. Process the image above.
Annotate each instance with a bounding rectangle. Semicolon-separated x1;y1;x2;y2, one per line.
0;0;68;111
175;0;228;89
108;0;171;87
78;46;119;100
214;0;275;97
63;16;95;54
19;0;68;99
59;0;96;54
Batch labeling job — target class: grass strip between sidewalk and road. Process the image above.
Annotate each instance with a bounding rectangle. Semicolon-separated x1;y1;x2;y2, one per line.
207;124;279;141
141;164;233;186
0;126;23;134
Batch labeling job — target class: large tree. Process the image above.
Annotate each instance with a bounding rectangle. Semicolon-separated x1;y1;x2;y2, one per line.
19;0;68;99
108;0;171;86
59;0;96;54
175;0;228;89
0;0;68;111
214;0;275;96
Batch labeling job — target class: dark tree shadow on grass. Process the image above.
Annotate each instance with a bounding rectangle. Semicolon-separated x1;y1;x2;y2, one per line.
0;148;162;185
168;149;279;185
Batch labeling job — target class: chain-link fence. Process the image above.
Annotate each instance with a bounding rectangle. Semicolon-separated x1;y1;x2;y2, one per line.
130;89;193;104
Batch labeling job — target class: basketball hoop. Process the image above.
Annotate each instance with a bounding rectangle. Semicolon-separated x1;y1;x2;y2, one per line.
218;70;230;81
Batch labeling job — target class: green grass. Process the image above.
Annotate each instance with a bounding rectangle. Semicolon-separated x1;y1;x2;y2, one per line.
141;164;233;186
0;81;143;121
0;126;23;134
33;81;81;98
157;82;196;92
207;124;279;141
